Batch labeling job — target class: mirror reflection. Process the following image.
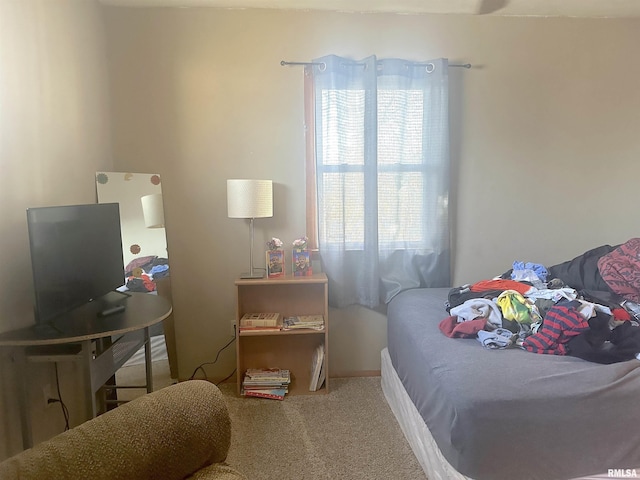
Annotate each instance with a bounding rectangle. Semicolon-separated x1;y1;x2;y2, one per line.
96;171;177;379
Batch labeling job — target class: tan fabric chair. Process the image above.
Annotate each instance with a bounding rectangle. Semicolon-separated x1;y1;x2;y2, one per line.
0;380;245;480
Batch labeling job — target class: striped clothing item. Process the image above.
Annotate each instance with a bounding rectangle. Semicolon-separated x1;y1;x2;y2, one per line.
522;303;589;355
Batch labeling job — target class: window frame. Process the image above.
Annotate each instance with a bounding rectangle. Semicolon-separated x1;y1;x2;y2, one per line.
305;67;436;253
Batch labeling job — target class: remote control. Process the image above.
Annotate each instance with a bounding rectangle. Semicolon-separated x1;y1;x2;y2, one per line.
98;305;126;317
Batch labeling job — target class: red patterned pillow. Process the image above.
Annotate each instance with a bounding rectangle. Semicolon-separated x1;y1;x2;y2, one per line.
598;238;640;302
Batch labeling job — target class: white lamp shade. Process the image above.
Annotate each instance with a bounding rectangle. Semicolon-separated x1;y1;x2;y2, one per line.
227;179;273;219
141;193;165;228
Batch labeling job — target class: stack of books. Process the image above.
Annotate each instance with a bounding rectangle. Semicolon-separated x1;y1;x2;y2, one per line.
241;368;291;400
282;314;325;331
239;312;282;332
309;343;326;392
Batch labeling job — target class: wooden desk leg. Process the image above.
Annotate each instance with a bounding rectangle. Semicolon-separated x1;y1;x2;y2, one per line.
81;339;97;419
144;326;153;393
13;348;33;450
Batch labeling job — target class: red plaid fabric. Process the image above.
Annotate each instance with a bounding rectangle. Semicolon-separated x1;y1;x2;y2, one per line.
522;304;589;355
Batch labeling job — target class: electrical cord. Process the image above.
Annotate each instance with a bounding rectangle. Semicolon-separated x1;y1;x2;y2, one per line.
216;368;236;386
47;332;234;430
188;334;236;382
53;363;70;431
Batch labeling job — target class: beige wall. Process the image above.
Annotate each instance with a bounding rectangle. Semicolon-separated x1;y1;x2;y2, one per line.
103;6;640;384
0;0;113;459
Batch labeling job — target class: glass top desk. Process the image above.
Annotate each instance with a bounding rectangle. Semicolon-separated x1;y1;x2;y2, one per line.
0;292;172;450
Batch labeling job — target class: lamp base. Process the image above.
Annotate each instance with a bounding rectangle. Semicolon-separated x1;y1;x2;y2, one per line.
240;272;265;280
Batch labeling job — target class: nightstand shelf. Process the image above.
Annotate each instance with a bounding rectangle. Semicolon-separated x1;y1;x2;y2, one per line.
235;272;329;396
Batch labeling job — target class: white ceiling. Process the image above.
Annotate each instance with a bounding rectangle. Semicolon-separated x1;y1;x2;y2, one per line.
98;0;640;18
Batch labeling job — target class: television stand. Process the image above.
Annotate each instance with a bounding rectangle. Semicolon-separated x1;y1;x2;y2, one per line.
0;292;172;450
33;321;64;336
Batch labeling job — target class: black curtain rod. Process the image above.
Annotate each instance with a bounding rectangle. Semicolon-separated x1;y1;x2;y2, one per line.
280;60;472;69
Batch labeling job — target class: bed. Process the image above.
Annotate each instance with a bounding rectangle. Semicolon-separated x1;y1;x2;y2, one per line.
382;278;640;479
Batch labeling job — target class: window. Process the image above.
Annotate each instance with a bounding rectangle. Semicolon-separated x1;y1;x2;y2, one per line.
306;55;451;308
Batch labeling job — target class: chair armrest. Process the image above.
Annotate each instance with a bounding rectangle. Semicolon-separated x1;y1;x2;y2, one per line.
0;380;232;480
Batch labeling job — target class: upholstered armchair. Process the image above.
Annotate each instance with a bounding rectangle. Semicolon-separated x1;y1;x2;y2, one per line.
0;380;245;480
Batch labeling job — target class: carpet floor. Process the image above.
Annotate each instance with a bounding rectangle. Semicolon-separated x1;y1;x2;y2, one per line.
117;361;426;480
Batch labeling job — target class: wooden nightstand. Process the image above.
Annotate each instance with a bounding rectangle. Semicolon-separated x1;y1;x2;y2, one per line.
235;272;329;396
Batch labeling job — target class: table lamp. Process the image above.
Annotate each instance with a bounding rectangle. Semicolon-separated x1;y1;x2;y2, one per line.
227;179;273;279
141;193;165;228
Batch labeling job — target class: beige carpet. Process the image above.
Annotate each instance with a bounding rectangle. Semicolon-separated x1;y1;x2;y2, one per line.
117;361;426;480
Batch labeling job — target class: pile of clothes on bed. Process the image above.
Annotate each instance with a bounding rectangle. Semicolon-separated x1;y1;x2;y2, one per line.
440;238;640;364
124;255;170;293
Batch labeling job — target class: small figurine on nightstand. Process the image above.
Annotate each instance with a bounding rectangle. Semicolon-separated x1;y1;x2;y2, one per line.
266;237;285;278
292;236;312;277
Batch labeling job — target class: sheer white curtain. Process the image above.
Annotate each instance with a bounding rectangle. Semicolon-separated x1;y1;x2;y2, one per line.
311;55;451;308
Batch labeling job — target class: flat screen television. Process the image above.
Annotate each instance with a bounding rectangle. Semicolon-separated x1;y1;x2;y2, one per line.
26;203;126;325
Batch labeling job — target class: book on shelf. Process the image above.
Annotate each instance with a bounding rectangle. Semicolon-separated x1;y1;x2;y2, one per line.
298;315;324;324
239;312;282;327
245;367;290;376
238;324;282;333
243;388;287;400
242;368;291;400
316;359;326;391
239;313;283;332
282;314;324;331
242;384;289;393
309;343;325;392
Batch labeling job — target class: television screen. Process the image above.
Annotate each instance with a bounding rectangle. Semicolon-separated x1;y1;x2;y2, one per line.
26;203;125;324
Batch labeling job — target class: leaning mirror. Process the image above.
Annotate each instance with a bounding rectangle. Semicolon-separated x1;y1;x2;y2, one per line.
95;172;177;379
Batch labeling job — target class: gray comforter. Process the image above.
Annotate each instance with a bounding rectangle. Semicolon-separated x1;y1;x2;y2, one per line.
387;287;640;480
